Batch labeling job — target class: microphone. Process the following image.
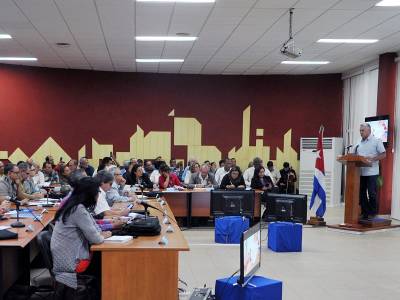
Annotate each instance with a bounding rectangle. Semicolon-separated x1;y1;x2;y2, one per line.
345;145;353;150
354;145;359;154
136;199;158;210
8;196;25;228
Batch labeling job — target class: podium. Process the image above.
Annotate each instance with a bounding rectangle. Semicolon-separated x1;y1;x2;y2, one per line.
329;154;395;232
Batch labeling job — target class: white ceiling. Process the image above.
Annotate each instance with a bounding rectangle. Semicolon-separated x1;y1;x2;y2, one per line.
0;0;400;75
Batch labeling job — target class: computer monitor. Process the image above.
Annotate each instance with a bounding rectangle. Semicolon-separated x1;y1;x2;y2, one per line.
365;115;389;147
238;223;261;286
264;193;307;224
210;190;255;218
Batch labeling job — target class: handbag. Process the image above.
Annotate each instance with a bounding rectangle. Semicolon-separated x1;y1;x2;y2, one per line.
114;216;161;237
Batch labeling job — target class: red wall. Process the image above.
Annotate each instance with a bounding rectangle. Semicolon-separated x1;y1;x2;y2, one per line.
0;64;343;160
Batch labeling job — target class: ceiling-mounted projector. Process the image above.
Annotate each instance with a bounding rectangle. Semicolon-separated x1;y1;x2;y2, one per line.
280;8;302;59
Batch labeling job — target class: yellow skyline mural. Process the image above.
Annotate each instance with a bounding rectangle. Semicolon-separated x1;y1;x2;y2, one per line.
0;106;299;172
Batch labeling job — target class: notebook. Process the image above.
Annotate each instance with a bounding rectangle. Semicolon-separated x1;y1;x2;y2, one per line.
104;235;133;243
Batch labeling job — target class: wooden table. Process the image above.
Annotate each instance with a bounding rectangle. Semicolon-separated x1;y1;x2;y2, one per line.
0;210;55;298
91;201;190;300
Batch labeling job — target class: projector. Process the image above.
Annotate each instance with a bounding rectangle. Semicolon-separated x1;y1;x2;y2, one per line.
280;39;302;59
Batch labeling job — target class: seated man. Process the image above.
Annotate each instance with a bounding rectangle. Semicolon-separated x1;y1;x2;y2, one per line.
277;162;297;194
158;164;182;189
266;161;280;185
0;163;29;205
94;170;130;217
215;158;232;185
144;160;160;186
67;159;79;174
105;167;137;206
220;166;246;189
188;164;218;188
17;162;45;200
79;157;95;177
42;161;59;183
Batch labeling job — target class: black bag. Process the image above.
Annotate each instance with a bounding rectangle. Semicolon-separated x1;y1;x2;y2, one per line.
115;217;161;237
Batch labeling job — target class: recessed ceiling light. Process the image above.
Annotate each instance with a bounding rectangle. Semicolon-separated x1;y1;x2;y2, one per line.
281;61;329;65
0;34;12;39
317;38;378;44
136;0;215;3
136;36;197;42
56;42;71;47
0;57;37;61
136;58;184;63
376;0;400;6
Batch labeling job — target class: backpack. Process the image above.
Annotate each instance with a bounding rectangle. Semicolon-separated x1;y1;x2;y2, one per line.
114;216;161;237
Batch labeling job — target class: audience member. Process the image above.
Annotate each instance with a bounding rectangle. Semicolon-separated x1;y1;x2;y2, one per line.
126;164;153;188
218;159;225;168
277;162;297;194
184;162;200;184
220;166;245;189
243;157;272;187
18;162;45;199
43;161;59;183
105;167;136;206
251;166;274;191
159;164;182;189
67;160;78;173
32;163;45;187
189;164;217;188
267;161;281;185
0;163;29;204
210;162;217;175
231;158;237;167
94;171;130;217
51;177;109;298
144;160;160;185
215;158;232;185
79;157;95;177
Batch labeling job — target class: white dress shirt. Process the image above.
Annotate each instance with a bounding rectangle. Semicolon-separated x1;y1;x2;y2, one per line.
215;167;229;185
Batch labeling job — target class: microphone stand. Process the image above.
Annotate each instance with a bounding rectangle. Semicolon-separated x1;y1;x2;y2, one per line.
42;186;54;208
10;197;25;228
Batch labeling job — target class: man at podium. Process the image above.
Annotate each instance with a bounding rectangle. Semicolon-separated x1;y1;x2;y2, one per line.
354;123;386;220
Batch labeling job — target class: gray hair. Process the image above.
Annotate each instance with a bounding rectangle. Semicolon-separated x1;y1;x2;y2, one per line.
360;123;371;129
95;170;114;184
253;157;263;167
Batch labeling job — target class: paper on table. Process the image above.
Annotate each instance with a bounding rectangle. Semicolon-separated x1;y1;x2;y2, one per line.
104;235;133;243
0;226;11;230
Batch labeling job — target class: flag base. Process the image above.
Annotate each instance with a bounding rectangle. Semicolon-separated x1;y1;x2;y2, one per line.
307;216;326;226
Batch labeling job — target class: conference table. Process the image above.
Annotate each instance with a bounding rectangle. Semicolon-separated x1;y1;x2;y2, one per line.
91;200;189;300
0;209;55;298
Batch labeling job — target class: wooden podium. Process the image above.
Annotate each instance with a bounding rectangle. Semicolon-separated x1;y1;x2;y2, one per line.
329;154;395;232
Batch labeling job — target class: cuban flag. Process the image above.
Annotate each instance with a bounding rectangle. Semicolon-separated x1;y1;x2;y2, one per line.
309;126;327;217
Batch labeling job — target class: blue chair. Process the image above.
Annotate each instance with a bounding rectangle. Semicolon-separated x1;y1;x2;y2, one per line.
268;222;302;252
215;216;249;244
215;275;282;300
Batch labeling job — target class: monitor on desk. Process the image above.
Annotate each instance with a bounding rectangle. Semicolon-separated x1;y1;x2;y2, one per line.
210;190;255;218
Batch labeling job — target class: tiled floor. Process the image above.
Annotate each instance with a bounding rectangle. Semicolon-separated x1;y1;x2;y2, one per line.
179;206;400;300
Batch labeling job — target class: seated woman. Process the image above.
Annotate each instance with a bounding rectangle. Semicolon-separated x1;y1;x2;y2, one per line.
158;164;182;189
220;166;246;189
251;166;274;191
126;165;153;189
51;177;111;299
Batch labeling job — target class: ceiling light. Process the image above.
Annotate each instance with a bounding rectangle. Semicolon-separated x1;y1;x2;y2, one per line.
136;59;184;63
376;0;400;6
0;34;12;39
136;36;197;41
318;38;378;44
0;57;37;61
281;61;329;65
137;0;215;3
